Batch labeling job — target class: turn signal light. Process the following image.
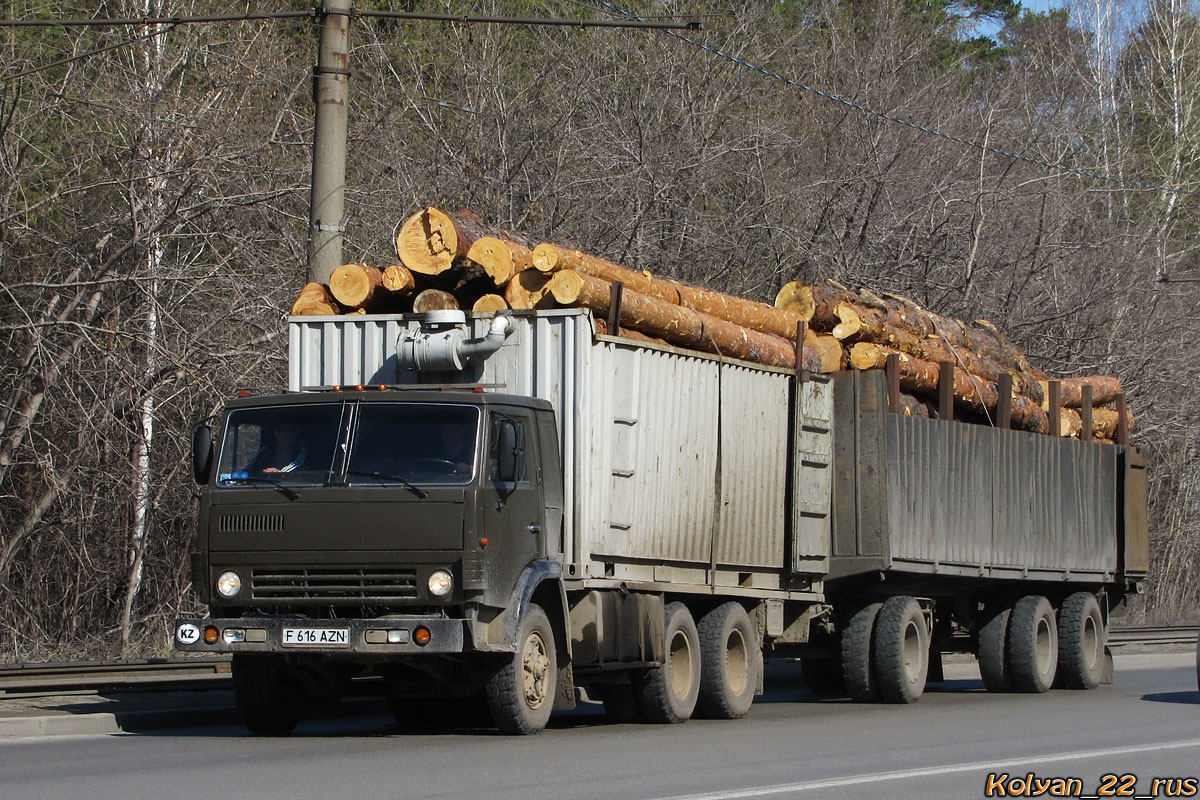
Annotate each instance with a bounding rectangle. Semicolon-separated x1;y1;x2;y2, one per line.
203;626;219;645
479;537;488;548
413;626;432;646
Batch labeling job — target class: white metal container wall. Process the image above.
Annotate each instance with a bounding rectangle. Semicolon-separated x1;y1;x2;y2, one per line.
288;310;800;577
714;363;789;569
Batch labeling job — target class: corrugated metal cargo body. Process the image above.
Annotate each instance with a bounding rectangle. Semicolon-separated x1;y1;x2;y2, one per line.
289;310;832;598
827;370;1148;591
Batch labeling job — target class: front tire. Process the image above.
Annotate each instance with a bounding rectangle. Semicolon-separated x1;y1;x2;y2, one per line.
872;596;929;704
636;602;701;723
697;602;759;719
232;655;302;735
485;604;557;735
1008;595;1058;693
1057;592;1105;690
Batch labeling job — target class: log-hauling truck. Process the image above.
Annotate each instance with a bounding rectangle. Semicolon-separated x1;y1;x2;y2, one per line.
177;309;1150;734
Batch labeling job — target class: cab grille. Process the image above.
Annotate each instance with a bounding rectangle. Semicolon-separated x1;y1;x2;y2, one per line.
250;567;419;602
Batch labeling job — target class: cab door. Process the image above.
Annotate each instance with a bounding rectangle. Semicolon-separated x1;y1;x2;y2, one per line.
478;408;545;607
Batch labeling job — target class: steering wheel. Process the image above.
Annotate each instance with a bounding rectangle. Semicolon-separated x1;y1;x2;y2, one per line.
408;458;459;473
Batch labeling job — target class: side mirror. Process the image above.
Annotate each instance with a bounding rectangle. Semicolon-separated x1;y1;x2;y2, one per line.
192;424;214;485
496;420;521;483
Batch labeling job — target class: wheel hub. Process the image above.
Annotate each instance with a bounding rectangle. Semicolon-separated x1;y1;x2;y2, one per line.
522;631;551;710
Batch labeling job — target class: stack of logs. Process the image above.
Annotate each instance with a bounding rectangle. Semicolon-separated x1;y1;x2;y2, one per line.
290;206;1133;444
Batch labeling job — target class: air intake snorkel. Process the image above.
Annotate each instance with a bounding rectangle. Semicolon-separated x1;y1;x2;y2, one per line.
397;311;515;373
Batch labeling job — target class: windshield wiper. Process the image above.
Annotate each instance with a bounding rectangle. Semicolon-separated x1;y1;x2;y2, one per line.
222;476;300;500
346;470;428;499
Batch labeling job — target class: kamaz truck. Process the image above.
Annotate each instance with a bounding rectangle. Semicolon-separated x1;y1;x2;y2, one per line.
176;309;1149;734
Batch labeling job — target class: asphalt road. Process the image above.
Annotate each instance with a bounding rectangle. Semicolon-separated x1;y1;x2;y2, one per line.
2;652;1197;800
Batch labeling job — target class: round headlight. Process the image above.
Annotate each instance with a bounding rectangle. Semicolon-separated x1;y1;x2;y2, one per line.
427;569;453;598
216;570;242;598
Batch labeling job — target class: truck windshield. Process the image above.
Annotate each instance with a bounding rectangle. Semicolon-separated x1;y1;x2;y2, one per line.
347;403;479;486
216;404;342;487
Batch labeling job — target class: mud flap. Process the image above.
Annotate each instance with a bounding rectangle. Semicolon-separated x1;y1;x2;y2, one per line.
1100;645;1116;685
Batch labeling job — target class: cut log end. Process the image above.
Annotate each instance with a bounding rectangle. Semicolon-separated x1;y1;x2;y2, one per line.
774;281;814;320
412;288;460;314
467;236;531;286
471;294;509;314
290;282;339;316
396;207;459;275
504;270;556;310
382;264;417;294
329;263;383;309
547;269;584;305
530;243;564;272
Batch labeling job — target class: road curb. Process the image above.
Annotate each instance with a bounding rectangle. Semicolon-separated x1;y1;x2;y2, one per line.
0;705;240;739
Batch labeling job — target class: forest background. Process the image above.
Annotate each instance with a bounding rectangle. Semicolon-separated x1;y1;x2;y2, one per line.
1;0;1198;660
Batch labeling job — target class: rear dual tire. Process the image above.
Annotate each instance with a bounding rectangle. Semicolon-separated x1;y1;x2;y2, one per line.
841;597;930;704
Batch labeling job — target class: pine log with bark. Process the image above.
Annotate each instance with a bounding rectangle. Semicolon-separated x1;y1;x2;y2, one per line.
849;342;1049;432
547;270;818;370
533;243;808;341
290;282;339;316
832;301;1044;404
1037;376;1124;409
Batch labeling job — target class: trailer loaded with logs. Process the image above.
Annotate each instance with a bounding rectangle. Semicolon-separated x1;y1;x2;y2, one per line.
175;207;1150;735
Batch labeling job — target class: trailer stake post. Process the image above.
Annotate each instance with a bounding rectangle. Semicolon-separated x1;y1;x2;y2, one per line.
1116;394;1130;445
997;373;1012;430
938;361;954;421
607;281;624;337
1080;385;1094;442
886;354;900;413
795;321;809;383
1049;380;1062;437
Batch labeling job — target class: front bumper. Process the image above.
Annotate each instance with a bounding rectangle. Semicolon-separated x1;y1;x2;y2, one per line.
173;616;466;655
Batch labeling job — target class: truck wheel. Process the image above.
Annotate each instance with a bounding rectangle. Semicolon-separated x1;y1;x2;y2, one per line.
697;602;759;719
485;603;557;735
841;602;882;702
977;602;1014;693
872;596;929;704
635;602;701;723
800;657;844;694
1057;592;1105;690
1008;595;1058;693
232;655;301;735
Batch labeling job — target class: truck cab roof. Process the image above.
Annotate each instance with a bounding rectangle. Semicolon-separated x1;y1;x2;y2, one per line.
223;388;553;412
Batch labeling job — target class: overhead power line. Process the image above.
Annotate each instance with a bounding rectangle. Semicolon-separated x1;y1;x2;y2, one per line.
588;0;1200;200
0;9;700;30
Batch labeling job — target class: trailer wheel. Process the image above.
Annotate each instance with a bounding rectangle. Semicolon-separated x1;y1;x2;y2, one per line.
841;602;883;702
977;602;1014;693
232;655;301;735
696;602;759;719
872;596;929;704
800;658;844;694
1008;595;1058;693
1057;592;1105;690
635;602;701;723
485;603;557;735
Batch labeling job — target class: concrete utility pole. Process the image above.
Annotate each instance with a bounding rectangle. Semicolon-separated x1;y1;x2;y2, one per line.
306;0;351;284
